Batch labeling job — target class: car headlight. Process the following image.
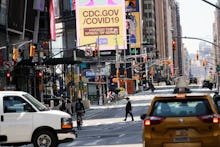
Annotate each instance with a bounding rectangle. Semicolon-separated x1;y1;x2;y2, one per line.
61;117;73;129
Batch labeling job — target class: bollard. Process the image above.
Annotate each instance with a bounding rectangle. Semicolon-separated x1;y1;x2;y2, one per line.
50;100;54;108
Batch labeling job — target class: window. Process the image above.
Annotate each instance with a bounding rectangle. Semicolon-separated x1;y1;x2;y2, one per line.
151;99;213;117
148;12;152;18
3;96;34;113
148;20;153;27
0;0;6;25
147;4;152;9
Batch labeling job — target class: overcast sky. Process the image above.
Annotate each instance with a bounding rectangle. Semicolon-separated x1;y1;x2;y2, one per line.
177;0;217;54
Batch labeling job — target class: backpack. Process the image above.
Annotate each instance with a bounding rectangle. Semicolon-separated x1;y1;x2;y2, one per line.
76;102;82;111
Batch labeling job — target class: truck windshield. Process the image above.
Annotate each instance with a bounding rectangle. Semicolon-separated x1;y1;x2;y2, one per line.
23;93;49;111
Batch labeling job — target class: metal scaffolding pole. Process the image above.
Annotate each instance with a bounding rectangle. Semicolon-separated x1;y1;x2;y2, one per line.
98;34;103;105
115;31;120;89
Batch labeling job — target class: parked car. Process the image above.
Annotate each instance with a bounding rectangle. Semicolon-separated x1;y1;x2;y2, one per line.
213;94;220;113
173;76;191;94
189;77;197;84
140;93;220;147
0;91;76;146
202;80;213;90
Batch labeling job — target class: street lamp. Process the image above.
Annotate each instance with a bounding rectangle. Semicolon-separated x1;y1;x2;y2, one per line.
97;32;103;105
115;29;120;89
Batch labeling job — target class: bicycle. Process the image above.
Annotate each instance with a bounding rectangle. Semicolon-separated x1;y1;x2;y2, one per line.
76;111;84;130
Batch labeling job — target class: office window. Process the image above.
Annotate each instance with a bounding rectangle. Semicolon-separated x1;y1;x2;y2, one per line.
0;0;6;25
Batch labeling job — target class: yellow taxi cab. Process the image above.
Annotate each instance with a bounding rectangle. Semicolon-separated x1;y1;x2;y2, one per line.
140;93;220;147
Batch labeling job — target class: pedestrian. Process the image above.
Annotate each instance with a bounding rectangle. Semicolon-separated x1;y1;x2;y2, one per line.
107;91;116;102
75;99;85;129
60;95;66;111
124;97;134;121
75;99;85;117
148;81;155;92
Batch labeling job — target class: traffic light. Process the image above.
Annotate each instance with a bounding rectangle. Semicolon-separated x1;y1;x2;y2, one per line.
116;69;120;78
202;59;208;66
6;72;10;85
196;51;199;60
143;56;147;63
124;70;127;78
79;73;82;81
166;59;172;65
29;44;36;57
93;44;98;57
12;47;19;61
37;71;43;81
172;40;176;50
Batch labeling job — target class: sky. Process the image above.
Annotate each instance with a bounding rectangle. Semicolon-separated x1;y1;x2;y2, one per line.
177;0;217;54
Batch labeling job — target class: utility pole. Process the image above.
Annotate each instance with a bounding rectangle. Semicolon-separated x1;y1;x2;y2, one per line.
115;30;120;89
97;33;103;105
33;9;42;100
124;47;128;95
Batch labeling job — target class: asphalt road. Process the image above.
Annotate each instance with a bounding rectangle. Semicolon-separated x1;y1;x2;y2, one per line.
59;85;215;147
2;85;214;147
59;93;152;147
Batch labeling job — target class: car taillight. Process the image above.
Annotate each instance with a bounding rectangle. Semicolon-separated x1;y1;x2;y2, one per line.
144;116;164;126
198;114;220;124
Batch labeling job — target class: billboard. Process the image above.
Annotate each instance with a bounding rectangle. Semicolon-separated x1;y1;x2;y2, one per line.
125;0;139;12
76;0;127;51
126;12;141;48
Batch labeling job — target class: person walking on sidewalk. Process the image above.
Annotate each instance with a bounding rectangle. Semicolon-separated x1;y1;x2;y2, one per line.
124;97;134;121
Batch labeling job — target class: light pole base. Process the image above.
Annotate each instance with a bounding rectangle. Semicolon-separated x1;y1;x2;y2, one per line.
99;96;103;105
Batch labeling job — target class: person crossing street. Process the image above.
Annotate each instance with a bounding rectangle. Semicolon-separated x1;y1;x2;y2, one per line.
124;97;134;121
75;99;85;129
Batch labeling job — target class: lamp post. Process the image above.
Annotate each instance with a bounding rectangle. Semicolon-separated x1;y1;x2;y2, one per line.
97;33;103;105
124;48;128;95
115;30;120;89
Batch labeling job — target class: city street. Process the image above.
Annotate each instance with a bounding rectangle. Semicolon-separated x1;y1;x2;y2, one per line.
59;85;214;147
0;1;218;147
1;85;214;147
60;92;153;147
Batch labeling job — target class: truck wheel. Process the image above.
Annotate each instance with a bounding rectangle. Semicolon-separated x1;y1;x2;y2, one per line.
33;130;58;147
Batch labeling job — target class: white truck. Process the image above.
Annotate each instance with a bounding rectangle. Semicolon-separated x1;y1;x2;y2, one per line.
0;91;77;147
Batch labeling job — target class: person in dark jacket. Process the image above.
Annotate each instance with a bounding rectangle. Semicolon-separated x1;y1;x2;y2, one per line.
124;97;134;121
75;99;85;117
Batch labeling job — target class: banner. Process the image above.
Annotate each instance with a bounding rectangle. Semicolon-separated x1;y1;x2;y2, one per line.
125;0;139;12
70;0;76;10
76;0;127;51
49;0;56;40
126;12;141;48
